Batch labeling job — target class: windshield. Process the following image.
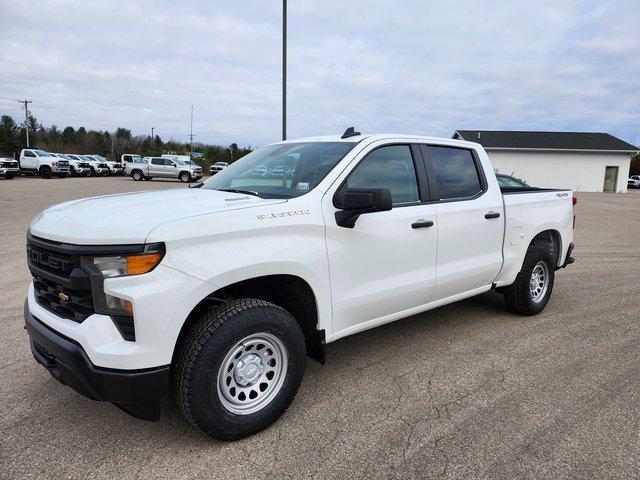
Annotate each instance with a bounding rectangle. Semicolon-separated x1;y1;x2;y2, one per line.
56;154;72;160
214;162;227;167
203;142;357;198
34;150;51;157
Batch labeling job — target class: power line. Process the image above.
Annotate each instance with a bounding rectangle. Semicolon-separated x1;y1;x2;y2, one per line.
18;99;33;147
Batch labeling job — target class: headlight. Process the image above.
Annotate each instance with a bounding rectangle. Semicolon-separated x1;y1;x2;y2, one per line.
52;161;58;167
92;243;164;277
81;243;165;334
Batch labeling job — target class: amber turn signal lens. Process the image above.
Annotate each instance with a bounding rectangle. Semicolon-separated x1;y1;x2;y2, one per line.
126;253;162;275
123;299;133;315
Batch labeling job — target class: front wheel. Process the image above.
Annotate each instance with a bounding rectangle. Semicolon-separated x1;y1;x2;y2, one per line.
4;174;15;179
179;172;191;183
131;170;144;181
503;246;555;315
40;167;52;179
174;299;306;441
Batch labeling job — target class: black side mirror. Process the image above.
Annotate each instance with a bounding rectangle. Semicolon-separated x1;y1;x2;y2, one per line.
335;186;392;228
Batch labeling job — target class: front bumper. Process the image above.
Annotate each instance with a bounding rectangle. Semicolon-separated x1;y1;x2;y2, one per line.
0;167;19;175
25;301;170;420
52;166;70;173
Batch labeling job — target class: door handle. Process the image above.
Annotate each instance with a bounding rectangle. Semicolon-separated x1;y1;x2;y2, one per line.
484;212;501;219
411;220;434;229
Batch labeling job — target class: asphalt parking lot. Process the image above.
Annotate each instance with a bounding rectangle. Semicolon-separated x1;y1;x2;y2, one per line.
1;176;639;479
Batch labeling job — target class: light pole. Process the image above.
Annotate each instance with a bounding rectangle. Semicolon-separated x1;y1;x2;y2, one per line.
282;0;287;141
151;127;155;155
18;99;32;147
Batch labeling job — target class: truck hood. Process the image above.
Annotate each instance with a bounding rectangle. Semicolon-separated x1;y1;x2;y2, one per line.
30;188;285;244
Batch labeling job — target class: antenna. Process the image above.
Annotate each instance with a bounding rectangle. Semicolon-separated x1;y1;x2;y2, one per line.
341;126;361;139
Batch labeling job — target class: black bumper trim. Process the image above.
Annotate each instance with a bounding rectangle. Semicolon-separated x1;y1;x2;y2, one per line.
24;300;169;421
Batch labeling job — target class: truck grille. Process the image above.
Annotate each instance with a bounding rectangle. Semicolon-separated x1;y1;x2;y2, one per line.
2;160;18;168
27;241;94;323
79;162;90;168
98;163;108;168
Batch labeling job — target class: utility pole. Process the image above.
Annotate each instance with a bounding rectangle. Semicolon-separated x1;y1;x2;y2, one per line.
151;127;155;155
230;145;233;163
189;105;195;154
18;99;33;147
151;127;154;139
282;0;287;141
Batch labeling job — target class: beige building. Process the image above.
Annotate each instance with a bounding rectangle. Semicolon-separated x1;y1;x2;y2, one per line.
452;130;638;193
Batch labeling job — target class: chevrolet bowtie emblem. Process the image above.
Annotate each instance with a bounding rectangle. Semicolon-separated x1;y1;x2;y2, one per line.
58;292;69;302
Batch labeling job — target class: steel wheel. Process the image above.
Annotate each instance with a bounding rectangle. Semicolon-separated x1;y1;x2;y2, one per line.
217;332;288;415
530;260;549;303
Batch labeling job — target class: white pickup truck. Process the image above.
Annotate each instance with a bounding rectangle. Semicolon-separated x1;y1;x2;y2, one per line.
18;148;70;178
24;132;574;440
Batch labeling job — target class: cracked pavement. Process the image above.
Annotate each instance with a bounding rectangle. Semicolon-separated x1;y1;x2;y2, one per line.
1;176;639;479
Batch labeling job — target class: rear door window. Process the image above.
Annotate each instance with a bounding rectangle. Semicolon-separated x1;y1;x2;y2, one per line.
423;146;483;200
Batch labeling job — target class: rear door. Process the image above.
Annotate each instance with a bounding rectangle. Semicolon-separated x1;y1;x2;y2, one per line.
419;145;504;300
149;158;165;176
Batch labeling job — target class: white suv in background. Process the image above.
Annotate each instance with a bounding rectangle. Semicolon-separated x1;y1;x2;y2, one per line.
209;162;229;174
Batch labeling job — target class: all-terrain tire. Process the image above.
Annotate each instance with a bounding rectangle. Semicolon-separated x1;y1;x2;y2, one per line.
503;245;555;316
173;298;306;441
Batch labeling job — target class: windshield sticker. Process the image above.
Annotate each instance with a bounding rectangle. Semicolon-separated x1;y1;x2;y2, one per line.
296;182;310;192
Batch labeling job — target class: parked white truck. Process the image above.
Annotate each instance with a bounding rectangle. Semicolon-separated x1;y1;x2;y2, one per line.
52;154;91;176
18;148;70;178
127;156;203;182
24;131;575;440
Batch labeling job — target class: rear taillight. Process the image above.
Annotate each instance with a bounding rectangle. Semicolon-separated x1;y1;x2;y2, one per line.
572;196;577;206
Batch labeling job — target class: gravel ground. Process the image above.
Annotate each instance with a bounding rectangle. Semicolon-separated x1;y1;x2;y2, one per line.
1;176;639;479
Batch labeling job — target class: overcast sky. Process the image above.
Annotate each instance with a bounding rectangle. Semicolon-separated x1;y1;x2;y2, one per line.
1;0;639;148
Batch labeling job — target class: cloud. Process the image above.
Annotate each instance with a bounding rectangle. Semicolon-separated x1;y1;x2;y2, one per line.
0;0;638;147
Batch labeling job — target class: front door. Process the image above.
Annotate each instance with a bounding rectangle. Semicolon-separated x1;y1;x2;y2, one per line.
324;144;438;338
603;166;618;192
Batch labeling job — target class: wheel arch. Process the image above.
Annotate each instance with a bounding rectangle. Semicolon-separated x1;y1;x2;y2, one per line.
172;274;324;366
528;228;562;267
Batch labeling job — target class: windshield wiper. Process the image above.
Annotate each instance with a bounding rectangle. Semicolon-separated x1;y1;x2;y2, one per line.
219;188;262;197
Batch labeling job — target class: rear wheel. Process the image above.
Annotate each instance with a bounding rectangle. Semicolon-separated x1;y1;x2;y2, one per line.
503;246;555;315
174;299;306;441
40;167;52;179
131;170;143;181
179;171;191;183
144;176;153;181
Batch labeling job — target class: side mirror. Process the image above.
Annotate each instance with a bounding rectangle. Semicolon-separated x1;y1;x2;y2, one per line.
335;186;392;228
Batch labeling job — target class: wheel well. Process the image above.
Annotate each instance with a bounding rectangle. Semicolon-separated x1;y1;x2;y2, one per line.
179;171;190;177
172;275;324;365
39;165;51;171
529;230;561;266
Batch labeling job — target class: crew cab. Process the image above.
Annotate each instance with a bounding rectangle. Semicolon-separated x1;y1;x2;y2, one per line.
127;156;203;182
0;157;19;179
16;148;70;178
24;131;575;441
52;154;91;176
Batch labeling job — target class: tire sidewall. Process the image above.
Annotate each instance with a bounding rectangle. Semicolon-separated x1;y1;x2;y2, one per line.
521;247;555;314
188;305;306;440
180;172;191;183
40;167;52;179
132;170;142;181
